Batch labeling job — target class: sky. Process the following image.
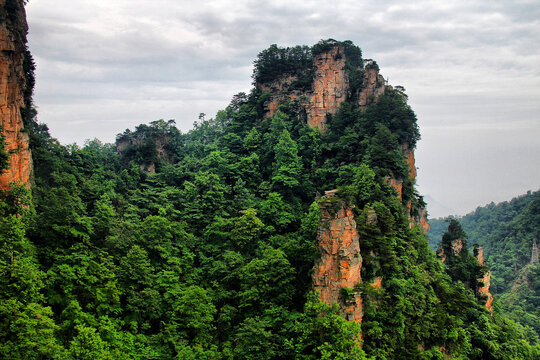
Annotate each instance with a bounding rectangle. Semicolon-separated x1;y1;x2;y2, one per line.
25;0;540;218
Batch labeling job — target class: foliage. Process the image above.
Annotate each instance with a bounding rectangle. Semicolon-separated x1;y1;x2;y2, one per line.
252;44;313;84
0;130;9;172
1;37;538;359
429;191;540;338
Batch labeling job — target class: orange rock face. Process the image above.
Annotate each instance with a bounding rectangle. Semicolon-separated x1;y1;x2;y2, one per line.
358;60;388;111
385;142;429;233
474;247;493;312
401;143;417;181
307;47;348;129
257;45;390;131
417;207;430;233
313;196;363;322
0;0;32;189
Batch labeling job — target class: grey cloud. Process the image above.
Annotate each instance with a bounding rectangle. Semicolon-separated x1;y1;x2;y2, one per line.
25;0;540;216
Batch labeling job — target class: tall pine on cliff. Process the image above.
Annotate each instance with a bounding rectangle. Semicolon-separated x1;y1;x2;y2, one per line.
429;190;540;340
1;9;539;356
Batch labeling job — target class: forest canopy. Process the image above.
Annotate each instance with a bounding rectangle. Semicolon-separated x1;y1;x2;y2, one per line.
1;38;539;359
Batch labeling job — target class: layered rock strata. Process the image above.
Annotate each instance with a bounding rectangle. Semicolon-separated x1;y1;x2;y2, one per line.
312;192;363;322
0;0;32;189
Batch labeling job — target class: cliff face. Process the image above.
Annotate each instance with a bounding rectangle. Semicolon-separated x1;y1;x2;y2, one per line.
115;119;178;173
312;192;363;322
257;43;428;233
386;142;429;233
358;60;387;111
474;247;493;312
257;45;390;130
0;0;32;189
436;237;463;263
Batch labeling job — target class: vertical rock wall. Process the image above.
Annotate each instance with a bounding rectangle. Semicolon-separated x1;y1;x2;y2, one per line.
387;142;429;233
257;45;390;130
0;0;32;189
307;46;349;129
312;193;363;322
257;43;429;233
358;60;387;110
474;247;493;312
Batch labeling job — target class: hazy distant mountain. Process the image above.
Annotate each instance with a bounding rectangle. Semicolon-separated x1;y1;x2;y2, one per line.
424;194;456;219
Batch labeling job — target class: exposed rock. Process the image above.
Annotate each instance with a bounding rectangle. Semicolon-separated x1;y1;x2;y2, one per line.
386;177;403;199
259;42;429;233
401;143;417;181
0;0;32;189
385;143;429;233
436;237;463;263
308;46;349;129
451;238;463;256
371;276;382;289
257;44;391;130
436;248;446;263
474;247;493;312
415;207;430;233
313;194;363;322
365;208;378;226
358;60;388;111
115;120;176;173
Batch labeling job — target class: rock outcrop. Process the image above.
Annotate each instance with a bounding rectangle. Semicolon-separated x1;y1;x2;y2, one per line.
116;135;171;174
115;119;177;173
313;191;363;322
474;246;493;312
256;41;429;233
436;236;463;264
358;60;387;111
386;142;429;233
0;0;32;189
256;43;391;130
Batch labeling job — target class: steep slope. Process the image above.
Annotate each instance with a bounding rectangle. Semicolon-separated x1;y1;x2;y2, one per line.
3;30;539;358
313;192;363;322
0;0;32;189
256;42;389;130
254;40;427;234
429;190;540;336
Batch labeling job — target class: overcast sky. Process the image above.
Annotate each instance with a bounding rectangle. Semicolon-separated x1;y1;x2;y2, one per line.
25;0;540;218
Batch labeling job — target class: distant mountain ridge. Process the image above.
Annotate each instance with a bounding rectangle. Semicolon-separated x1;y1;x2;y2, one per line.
428;189;540;337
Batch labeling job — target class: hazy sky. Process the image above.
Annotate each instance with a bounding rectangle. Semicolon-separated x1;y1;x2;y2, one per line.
25;0;540;218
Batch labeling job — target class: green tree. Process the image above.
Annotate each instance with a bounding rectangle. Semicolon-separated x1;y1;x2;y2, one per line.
272;129;302;192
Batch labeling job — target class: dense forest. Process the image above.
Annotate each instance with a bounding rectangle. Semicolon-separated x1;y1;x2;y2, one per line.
429;191;540;341
1;36;540;358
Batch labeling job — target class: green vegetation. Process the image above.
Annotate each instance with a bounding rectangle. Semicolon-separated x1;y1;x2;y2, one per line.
0;130;9;172
252;44;313;85
429;191;540;340
252;39;364;95
1;39;539;359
